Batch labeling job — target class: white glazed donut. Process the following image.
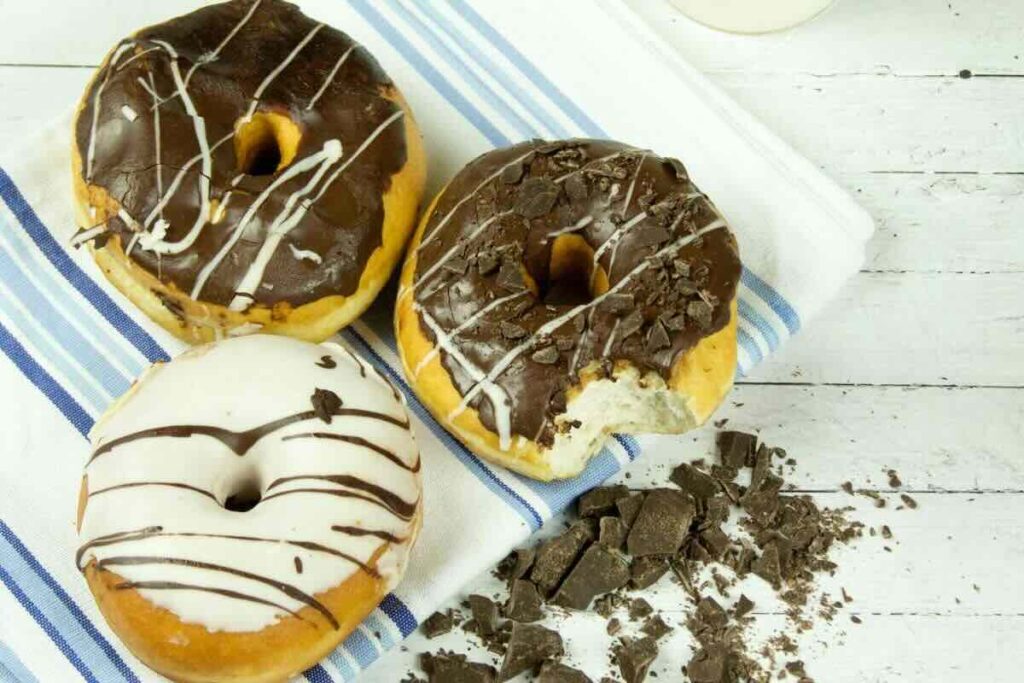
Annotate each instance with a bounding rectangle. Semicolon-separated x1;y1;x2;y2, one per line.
76;335;422;683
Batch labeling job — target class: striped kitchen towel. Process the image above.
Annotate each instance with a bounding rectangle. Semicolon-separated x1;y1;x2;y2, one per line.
0;0;873;680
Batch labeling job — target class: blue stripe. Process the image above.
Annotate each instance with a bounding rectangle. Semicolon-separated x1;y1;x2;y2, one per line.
0;215;147;380
347;0;509;146
379;593;418;637
0;318;92;436
735;325;764;366
303;663;335;683
362;612;395;649
326;651;357;681
446;0;607;137
741;268;799;334
0;564;96;683
340;629;378;670
0;640;40;683
342;327;543;530
421;1;570;138
737;297;781;353
615;434;641;460
0;244;129;399
385;0;537;139
0;167;168;364
0;522;139;682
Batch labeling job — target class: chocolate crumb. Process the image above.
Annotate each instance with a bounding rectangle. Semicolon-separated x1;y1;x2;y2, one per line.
628;597;654;621
497;548;536;584
531;346;560;365
841;481;854;495
514;177;560;218
614;636;658;683
733;594;755;619
606;617;622;635
421;611;454;639
850;615;862;624
500;321;528;340
641;615;672;640
315;355;336;369
718;431;757;469
468;595;500;636
887;469;902;488
881;525;893;540
310;388;342;423
900;494;918;509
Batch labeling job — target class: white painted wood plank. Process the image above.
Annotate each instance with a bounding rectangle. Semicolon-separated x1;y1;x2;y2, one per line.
631;0;1024;76
847;171;1024;274
373;495;1024;681
646;385;1024;492
0;67;90;152
747;272;1024;387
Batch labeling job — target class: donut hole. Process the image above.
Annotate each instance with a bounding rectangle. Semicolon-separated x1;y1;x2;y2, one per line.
234;112;302;176
223;475;263;513
543;234;609;306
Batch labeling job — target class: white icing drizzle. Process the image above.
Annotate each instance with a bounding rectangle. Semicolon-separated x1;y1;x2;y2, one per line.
141;132;234;233
417;150;536;252
411;209;512;293
85;41;136;181
120;105;138;122
620;153;646;216
415;305;513;449
243;23;324;121
552;150;639;184
288;243;323;264
70;225;109;248
601;317;622;359
307;44;357;111
449;217;729;427
185;0;262;87
413;290;528;377
227;109;404;309
138;73;164;221
541;215;593;243
78;335;420;632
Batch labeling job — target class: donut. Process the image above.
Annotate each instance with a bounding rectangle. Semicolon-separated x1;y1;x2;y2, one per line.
396;140;740;481
71;0;426;343
76;335;422;682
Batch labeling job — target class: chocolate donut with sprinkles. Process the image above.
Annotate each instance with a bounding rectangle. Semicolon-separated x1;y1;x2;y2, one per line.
71;0;425;343
396;140;741;481
76;335;422;682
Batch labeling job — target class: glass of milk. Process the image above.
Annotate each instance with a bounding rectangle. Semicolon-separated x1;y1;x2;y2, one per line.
669;0;836;34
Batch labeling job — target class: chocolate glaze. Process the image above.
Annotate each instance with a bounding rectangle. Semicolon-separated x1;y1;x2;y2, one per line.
75;0;408;307
412;140;740;445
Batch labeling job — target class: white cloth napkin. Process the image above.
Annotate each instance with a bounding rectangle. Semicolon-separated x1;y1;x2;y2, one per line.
0;1;872;681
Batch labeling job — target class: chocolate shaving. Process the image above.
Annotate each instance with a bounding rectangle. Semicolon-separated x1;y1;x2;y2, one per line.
421;611;454;639
514;177;560;218
310;388;342;423
531;346;560;365
315;355;337;369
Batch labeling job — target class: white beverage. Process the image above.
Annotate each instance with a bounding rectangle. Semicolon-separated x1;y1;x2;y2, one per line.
669;0;836;34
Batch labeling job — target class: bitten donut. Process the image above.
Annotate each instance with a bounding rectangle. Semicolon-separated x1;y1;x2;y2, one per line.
76;335;422;683
71;0;426;343
396;140;740;481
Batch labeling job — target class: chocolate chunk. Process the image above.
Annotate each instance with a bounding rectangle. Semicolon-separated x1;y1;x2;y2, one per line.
606;617;622;635
664;157;688;180
605;293;634;314
630;556;669;590
506;579;544;623
531;346;560;365
468;595;500;636
628;597;654;620
421;611;454;639
888;469;902;488
315;355;336;369
310;388;342;423
500;321;529;340
501;160;526;184
498;623;564;681
514;177;560;218
901;493;919;509
641;615;672;640
751;543;782;588
594;593;626;618
554;336;576;352
732;594;755;619
599;516;628;549
703;495;731;527
424;652;496;683
564;173;589;202
538;662;592;683
699;526;730;560
644;320;671;353
627;489;695;557
786;660;808;678
696;596;728;629
616;493;645;530
686;644;731;683
664;313;688;331
614;636;658;683
618;310;645;340
687;299;713;329
552;544;630;610
578;485;629;517
477;251;500;276
632;224;672;250
717;431;757;469
496;261;526;291
530;520;593;595
572;314;586;334
497;548;536;583
444;257;470;274
670;463;719;500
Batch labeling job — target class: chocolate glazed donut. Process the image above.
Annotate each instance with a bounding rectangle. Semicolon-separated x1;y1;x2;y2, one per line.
396;140;741;480
71;0;425;343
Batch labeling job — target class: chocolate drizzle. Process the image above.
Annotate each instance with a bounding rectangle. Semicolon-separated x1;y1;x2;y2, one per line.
411;140;740;446
112;581;306;622
282;432;422;472
97;555;340;628
75;0;408;308
266;474;419;519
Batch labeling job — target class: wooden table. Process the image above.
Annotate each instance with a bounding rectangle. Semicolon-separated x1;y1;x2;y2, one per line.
1;0;1020;680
